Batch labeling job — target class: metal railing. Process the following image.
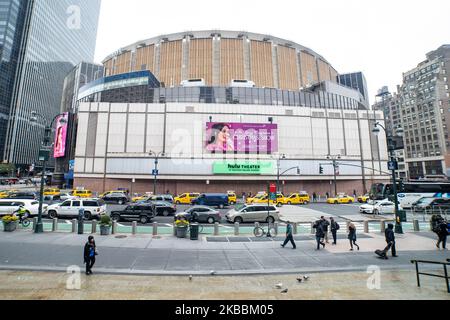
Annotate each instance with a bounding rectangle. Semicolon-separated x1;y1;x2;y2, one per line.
411;259;450;293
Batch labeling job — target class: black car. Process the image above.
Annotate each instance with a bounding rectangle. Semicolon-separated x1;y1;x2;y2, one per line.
152;201;177;216
101;192;129;205
5;192;37;200
110;203;156;224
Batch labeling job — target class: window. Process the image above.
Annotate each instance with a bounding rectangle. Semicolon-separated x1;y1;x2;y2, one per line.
72;201;81;207
61;201;71;207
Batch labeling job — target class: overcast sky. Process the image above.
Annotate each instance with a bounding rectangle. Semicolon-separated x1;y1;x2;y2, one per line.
94;0;450;104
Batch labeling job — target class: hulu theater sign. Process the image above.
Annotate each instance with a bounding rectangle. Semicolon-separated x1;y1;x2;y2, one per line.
213;161;275;175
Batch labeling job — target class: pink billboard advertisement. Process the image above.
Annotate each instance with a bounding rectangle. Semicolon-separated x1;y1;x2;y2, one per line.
205;122;278;154
53;113;68;158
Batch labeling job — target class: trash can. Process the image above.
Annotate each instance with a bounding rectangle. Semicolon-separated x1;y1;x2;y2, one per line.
78;208;84;235
190;223;199;241
397;210;407;223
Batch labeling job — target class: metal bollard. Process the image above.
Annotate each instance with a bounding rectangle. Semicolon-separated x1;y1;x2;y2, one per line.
364;221;369;233
112;221;117;234
413;219;420;232
91;220;97;234
293;222;298;235
132;221;137;235
234;222;239;236
173;224;177;236
52;218;58;232
152;222;158;236
214;222;219;236
380;220;386;233
32;217;38;230
274;222;279;236
71;219;77;233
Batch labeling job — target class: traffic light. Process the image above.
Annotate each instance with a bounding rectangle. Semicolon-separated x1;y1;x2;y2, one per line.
319;165;324;174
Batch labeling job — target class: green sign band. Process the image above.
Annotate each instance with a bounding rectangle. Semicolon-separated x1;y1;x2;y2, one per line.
213;161;275;175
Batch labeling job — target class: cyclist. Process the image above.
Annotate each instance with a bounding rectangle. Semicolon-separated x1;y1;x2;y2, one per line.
13;205;28;223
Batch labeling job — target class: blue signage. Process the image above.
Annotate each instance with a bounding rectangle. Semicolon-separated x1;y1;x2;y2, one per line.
152;169;159;176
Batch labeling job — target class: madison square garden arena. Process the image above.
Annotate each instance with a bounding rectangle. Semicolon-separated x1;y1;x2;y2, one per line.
73;30;389;195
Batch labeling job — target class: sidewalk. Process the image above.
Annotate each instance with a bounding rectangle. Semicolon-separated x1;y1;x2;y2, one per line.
0;230;448;275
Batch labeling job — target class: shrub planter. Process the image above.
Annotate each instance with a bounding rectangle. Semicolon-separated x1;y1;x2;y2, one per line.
176;226;188;238
100;225;111;236
3;221;17;232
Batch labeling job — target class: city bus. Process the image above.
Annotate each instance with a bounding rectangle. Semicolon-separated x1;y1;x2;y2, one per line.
369;182;450;209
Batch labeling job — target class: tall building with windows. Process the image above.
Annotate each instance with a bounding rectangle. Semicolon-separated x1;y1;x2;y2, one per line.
2;0;101;169
0;0;30;160
337;72;370;107
379;45;450;179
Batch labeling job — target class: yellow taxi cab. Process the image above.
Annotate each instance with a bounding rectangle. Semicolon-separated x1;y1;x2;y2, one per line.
0;189;19;198
357;194;370;203
252;193;286;207
72;189;93;198
327;194;355;204
246;193;266;204
174;193;200;205
227;191;237;205
43;188;60;196
284;192;310;205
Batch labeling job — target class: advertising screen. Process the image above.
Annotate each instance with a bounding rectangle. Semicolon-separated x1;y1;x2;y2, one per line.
53;113;69;158
205;122;278;154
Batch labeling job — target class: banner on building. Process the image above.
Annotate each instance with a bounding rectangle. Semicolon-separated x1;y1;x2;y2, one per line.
53;112;69;158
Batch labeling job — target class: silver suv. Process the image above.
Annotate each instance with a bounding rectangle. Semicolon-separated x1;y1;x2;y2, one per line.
47;198;106;220
226;204;280;224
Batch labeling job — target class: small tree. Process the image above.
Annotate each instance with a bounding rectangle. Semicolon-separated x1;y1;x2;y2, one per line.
0;163;15;176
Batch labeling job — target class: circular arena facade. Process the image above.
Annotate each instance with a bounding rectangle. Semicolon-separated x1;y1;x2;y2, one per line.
74;30;389;196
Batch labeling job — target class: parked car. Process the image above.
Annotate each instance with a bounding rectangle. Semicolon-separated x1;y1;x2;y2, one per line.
149;194;174;203
43;194;62;205
174;193;200;205
283;193;309;205
46;198;106;220
4;192;37;200
150;201;177;216
43;188;60;196
412;197;450;213
101;192;129;205
191;193;229;209
72;189;93;198
175;206;221;224
0;199;48;217
100;190;128;198
360;200;395;215
358;194;370;203
225;204;280;224
252;193;286;207
327;194;355;204
110;203;156;224
60;193;77;201
227;191;237;205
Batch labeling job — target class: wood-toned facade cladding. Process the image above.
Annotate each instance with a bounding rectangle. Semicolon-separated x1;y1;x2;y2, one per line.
329;67;339;83
277;45;300;91
250;41;274;88
220;38;245;86
189;39;213;85
299;51;318;86
133;45;155;72
159;40;183;87
115;51;132;75
104;58;113;77
317;59;331;82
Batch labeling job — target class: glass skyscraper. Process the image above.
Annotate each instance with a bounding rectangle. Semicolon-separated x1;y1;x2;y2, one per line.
0;0;30;160
2;0;101;168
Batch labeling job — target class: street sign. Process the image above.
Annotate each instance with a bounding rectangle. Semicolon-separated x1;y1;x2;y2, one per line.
388;161;398;171
38;148;50;162
152;169;159;176
269;192;277;201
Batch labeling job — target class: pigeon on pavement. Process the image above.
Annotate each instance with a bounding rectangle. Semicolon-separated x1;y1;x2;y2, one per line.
210;270;216;275
296;278;303;283
189;275;193;281
275;283;283;289
281;289;288;293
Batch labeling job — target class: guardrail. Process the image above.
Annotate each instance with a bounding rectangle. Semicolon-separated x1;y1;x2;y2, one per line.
411;259;450;293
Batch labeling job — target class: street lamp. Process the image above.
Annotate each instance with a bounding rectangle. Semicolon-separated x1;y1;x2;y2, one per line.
326;154;341;197
372;122;404;234
149;150;165;195
30;111;67;234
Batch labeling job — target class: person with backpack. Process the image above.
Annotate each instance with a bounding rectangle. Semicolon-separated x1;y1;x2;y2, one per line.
321;216;330;244
313;220;326;250
436;217;448;250
281;221;296;250
376;223;397;259
330;217;340;245
83;236;98;275
348;222;360;251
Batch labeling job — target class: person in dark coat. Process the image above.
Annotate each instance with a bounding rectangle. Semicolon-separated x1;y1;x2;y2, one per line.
83;236;97;275
321;216;330;244
330;217;340;245
436;219;448;250
313;192;317;203
348;222;360;251
380;223;397;258
313;220;325;250
281;221;296;249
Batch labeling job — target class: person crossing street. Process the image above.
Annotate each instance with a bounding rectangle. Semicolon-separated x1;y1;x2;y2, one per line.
281;221;296;249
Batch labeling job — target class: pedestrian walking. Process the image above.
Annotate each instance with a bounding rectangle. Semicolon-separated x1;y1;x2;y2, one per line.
321;216;330;243
313;220;326;250
313;192;317;203
353;190;357;199
281;221;296;249
348;222;360;251
242;192;246;203
330;217;340;245
326;192;329;200
435;217;448;250
83;236;97;275
375;223;397;259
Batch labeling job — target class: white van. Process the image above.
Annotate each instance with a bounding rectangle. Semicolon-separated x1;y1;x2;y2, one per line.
0;199;48;217
225;204;280;224
47;198;106;220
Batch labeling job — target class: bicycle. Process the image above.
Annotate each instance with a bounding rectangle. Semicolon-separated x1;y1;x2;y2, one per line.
15;214;31;228
254;224;277;238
